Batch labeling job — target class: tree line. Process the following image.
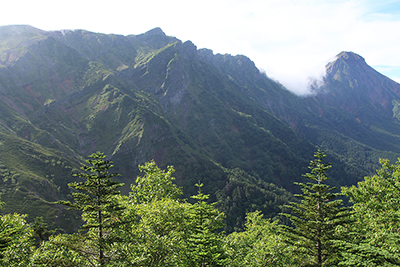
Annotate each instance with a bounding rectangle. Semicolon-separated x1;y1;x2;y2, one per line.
0;150;399;266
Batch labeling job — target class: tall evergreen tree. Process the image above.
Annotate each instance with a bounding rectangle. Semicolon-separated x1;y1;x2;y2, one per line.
184;182;228;267
280;150;352;266
58;151;124;267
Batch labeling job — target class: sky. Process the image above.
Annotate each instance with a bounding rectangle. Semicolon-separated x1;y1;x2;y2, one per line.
1;0;400;95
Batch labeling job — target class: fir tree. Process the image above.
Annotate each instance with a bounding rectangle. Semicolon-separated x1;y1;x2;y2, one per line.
185;182;228;267
58;151;124;267
280;150;353;266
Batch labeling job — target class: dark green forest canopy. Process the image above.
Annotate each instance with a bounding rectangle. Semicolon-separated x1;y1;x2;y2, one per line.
0;151;398;266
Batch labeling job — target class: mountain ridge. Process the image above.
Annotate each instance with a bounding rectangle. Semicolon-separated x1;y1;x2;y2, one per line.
0;25;399;231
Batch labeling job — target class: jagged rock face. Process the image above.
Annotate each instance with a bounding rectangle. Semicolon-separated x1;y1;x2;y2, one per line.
117;40;196;110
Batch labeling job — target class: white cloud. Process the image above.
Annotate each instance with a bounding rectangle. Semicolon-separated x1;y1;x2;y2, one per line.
1;0;400;94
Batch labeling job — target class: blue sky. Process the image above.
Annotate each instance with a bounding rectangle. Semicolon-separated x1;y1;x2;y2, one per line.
1;0;400;94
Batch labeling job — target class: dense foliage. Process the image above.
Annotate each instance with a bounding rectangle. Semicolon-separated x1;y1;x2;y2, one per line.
338;158;400;266
0;150;399;266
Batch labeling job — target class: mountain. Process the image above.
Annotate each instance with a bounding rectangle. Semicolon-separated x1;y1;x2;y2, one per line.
319;52;400;145
299;52;400;175
240;52;400;179
0;25;399;231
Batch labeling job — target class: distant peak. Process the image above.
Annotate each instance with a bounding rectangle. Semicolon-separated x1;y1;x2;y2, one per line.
144;27;165;36
336;51;365;62
326;51;366;70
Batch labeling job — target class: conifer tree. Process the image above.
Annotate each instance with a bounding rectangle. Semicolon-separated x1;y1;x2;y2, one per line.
280;150;352;266
58;151;124;267
184;182;228;267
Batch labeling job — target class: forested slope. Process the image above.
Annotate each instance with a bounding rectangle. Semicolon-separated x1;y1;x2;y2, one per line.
0;25;399;232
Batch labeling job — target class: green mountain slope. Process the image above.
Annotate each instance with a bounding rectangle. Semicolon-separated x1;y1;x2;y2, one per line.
0;26;399;231
0;130;81;231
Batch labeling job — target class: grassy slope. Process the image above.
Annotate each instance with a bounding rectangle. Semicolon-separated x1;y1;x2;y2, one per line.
0;130;82;231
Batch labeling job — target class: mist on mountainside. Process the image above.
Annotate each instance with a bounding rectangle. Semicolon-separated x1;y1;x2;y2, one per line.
254;51;337;95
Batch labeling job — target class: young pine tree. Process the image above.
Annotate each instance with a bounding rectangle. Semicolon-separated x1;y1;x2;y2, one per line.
58;151;124;267
280;150;353;266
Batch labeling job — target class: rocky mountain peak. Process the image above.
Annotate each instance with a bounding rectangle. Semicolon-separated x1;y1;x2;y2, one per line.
336;51;365;62
140;27;166;37
316;50;400;124
325;51;367;75
136;27;166;38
